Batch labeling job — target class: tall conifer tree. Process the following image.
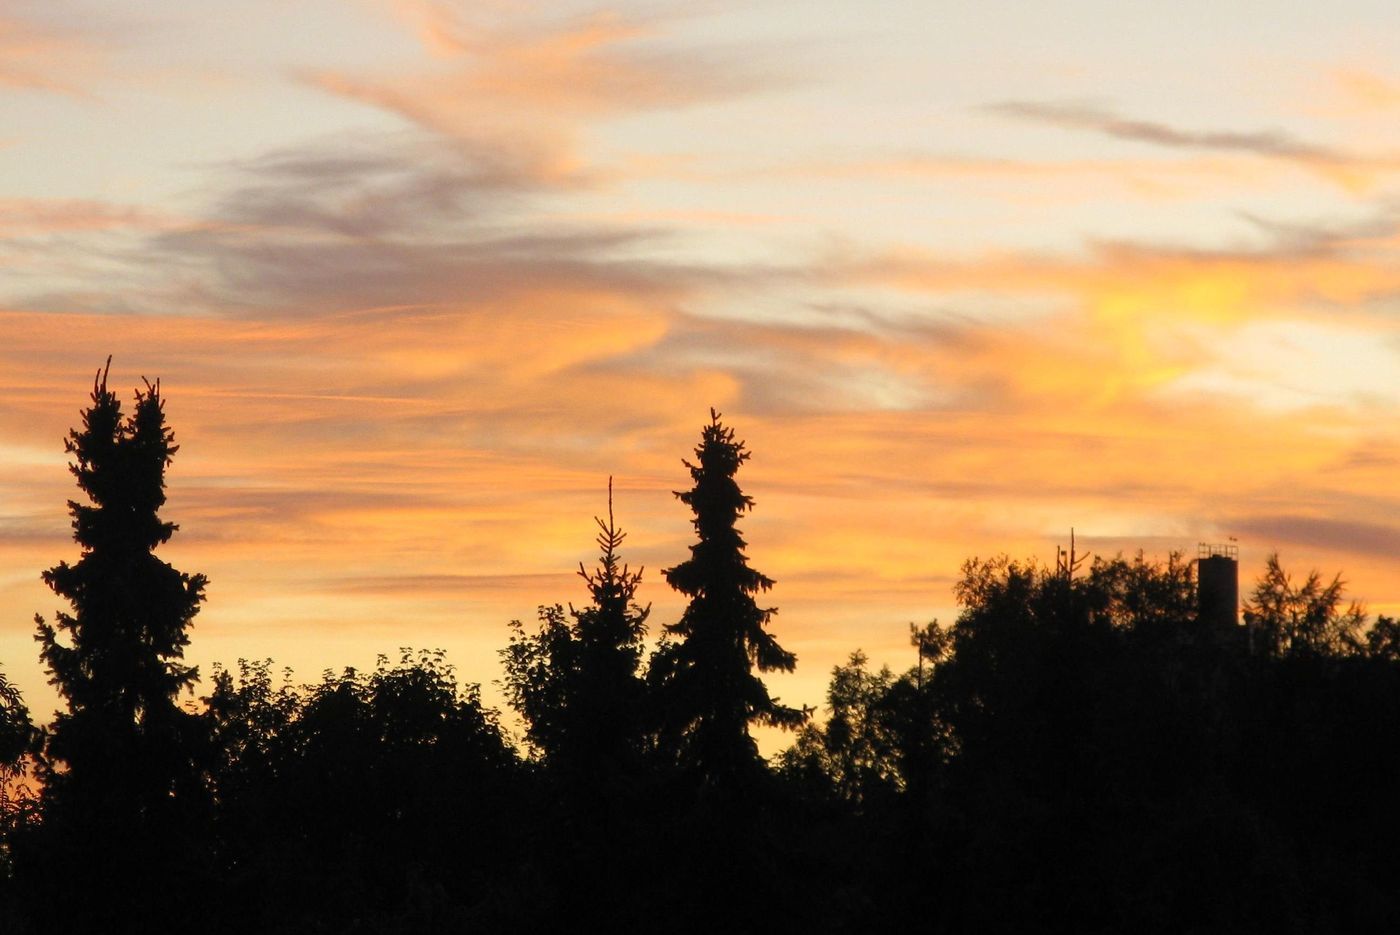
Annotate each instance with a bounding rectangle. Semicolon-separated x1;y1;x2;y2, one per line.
32;360;207;926
657;410;805;784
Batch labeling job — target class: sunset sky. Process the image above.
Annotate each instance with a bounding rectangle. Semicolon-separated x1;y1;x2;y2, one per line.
2;1;1397;747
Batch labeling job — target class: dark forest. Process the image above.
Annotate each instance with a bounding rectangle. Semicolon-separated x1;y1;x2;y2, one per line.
2;366;1397;934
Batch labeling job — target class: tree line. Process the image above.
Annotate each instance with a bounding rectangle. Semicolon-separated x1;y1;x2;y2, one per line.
1;364;1397;934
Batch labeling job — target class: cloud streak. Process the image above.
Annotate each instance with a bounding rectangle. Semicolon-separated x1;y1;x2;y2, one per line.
4;131;717;317
986;100;1346;161
0;199;181;235
1234;516;1400;564
295;2;796;202
0;15;102;95
985;100;1400;189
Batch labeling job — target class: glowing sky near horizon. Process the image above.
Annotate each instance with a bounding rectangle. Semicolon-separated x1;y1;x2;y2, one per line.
1;0;1397;747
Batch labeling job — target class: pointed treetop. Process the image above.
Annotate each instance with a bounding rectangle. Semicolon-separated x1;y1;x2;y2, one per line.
577;476;646;612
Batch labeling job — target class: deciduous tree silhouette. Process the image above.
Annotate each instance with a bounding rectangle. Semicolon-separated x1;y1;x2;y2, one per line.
30;359;209;931
202;649;519;931
0;666;39;881
653;410;806;787
777;549;1400;932
1366;614;1400;660
0;668;38;793
778;650;903;808
1244;552;1366;657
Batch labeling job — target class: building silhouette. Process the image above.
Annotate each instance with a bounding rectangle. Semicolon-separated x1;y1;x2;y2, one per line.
1197;542;1239;632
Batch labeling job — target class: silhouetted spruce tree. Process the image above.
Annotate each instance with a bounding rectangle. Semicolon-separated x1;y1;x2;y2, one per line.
654;410;805;786
568;478;651;773
30;360;208;930
502;478;650;776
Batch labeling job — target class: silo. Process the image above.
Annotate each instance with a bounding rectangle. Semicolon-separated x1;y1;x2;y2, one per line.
1197;544;1239;630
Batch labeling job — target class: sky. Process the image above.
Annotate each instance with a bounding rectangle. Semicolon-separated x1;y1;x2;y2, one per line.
1;0;1397;749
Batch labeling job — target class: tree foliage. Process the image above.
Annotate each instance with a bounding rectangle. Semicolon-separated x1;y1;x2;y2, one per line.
501;479;650;776
23;360;210;931
777;548;1400;932
35;361;207;809
0;668;39;882
1244;551;1367;657
653;410;806;785
779;650;903;808
202;649;519;931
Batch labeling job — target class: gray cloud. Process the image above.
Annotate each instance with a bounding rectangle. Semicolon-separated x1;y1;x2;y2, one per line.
145;225;668;315
985;100;1360;164
1236;206;1400;255
206;133;586;238
9;131;708;316
1234;514;1400;560
1340;444;1398;470
130;130;818;318
601;312;965;415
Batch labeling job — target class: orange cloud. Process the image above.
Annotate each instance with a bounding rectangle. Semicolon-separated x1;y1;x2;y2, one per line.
843;237;1400;327
758;153;1300;204
0;199;181;236
329;12;720;120
3;269;1396;748
0;15;102;96
301;3;790;195
1334;69;1400;110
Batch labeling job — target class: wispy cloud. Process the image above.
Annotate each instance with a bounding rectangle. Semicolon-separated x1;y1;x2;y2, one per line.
0;199;180;235
985;99;1400;190
839;235;1400;325
1234;206;1400;255
1333;69;1400;110
0;15;103;95
389;4;780;116
298;3;793;193
986;100;1344;161
1234;515;1400;562
4;131;709;317
730;151;1298;204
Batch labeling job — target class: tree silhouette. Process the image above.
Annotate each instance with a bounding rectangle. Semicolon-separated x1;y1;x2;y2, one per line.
654;410;806;786
0;667;38;792
1366;614;1400;660
0;666;39;882
503;479;650;777
774;549;1400;932
1244;552;1366;657
778;650;903;808
30;360;209;930
200;649;520;931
